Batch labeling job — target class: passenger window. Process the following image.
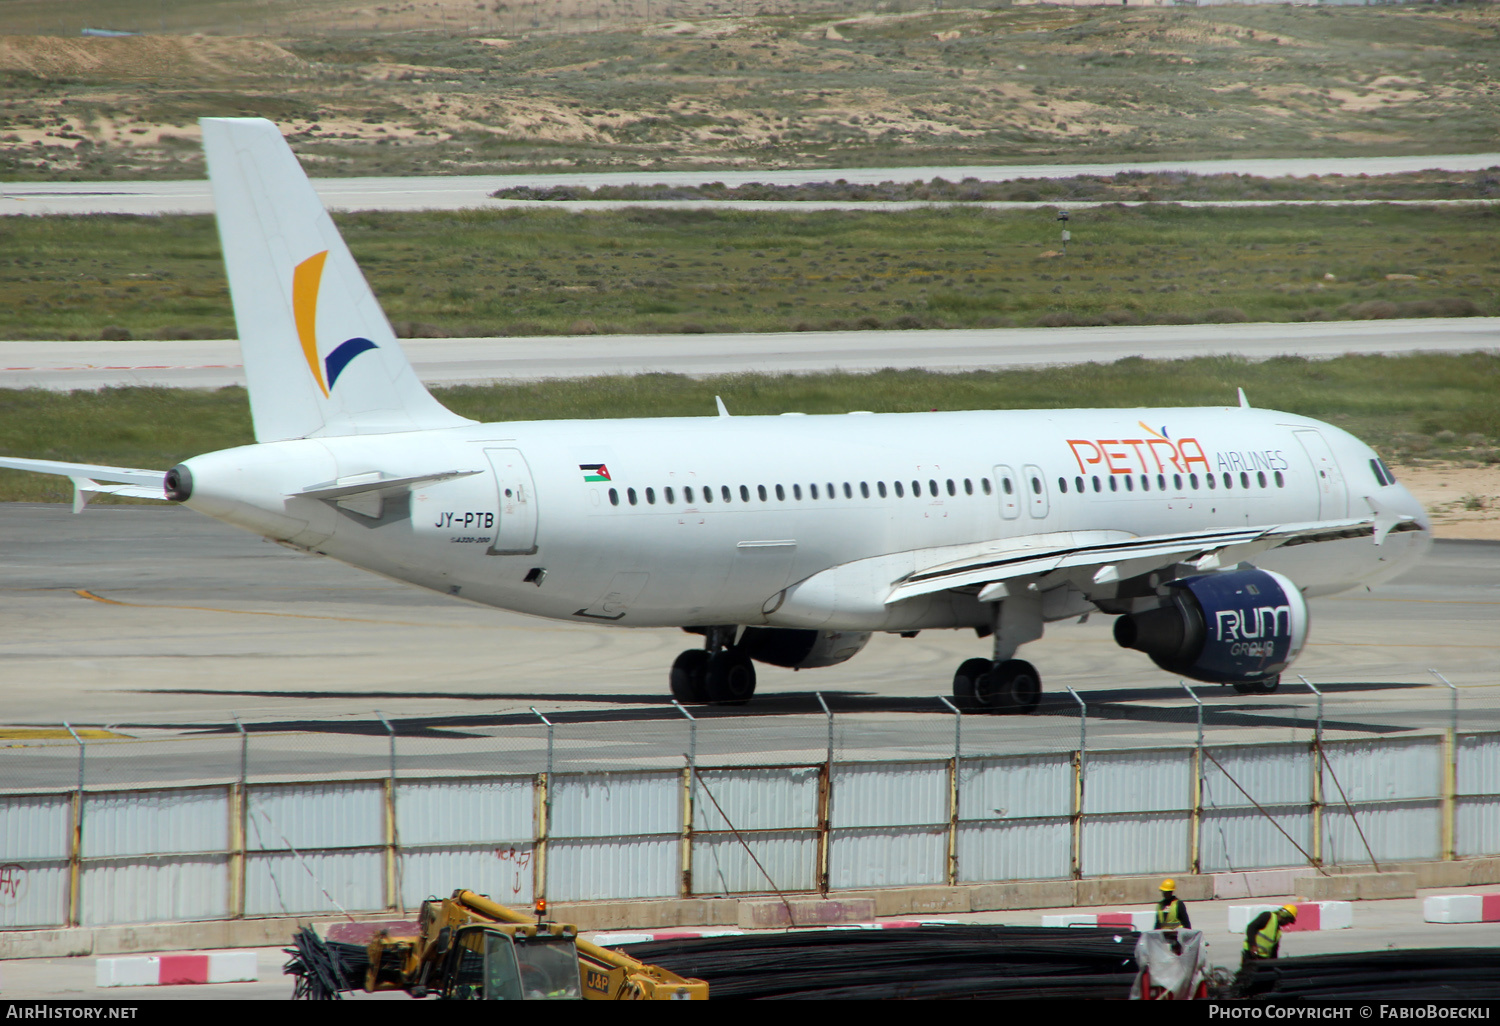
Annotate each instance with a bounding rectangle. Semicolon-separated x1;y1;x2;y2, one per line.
684;486;694;503
894;481;904;498
628;487;638;505
758;485;768;501
809;483;818;499
1223;474;1232;489
1092;476;1101;492
1031;476;1041;494
1058;477;1067;494
860;482;870;498
1124;475;1134;492
702;486;712;504
827;482;835;498
1207;474;1216;490
1158;474;1166;491
947;479;956;496
1110;476;1118;492
1257;471;1267;488
1140;475;1149;492
929;479;938;496
911;480;920;497
1002;478;1013;495
1173;474;1182;491
846;482;855;499
877;482;888;498
1274;471;1284;488
964;479;973;495
609;488;620;506
1240;472;1249;489
665;487;674;504
1075;476;1084;493
722;486;732;502
646;487;656;504
740;485;750;501
982;479;992;495
775;484;785;501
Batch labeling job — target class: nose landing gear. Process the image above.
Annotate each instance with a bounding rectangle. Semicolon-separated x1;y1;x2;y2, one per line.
670;627;757;705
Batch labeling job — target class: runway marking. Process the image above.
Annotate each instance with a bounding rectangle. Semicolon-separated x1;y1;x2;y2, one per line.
0;727;124;739
70;588;584;632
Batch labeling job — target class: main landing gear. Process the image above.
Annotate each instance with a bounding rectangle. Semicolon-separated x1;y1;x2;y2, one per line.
952;658;1042;714
671;627;756;706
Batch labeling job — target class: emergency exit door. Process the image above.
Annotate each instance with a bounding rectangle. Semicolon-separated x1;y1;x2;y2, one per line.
994;465;1021;519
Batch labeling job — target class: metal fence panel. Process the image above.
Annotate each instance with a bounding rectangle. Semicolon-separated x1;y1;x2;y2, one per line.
1198;805;1314;873
831;761;948;829
691;830;818;894
1203;745;1312;809
401;843;535;909
0;794;72;860
550;772;679;840
80;855;230;925
247;782;384;851
693;767;819;832
83;788;228;857
1322;738;1442;802
1082;812;1191;877
546;837;677;903
1456;797;1500;859
958;754;1072;821
246;849;385;916
956;818;1072;882
1323;801;1442;865
396;777;533;846
1085;750;1191;814
1458;733;1500;797
829;827;946;889
0;859;68;928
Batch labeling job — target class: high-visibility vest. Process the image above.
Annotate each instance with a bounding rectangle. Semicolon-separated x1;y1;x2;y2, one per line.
1156;898;1186;929
1245;914;1282;958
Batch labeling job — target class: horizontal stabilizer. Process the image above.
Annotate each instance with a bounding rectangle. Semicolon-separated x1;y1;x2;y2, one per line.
293;469;480;501
0;457;169;513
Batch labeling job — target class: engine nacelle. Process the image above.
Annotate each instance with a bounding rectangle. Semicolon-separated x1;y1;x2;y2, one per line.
1112;568;1308;685
740;628;872;669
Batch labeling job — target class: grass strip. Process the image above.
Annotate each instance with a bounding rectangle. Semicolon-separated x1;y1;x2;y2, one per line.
1;205;1494;341
1;352;1495;503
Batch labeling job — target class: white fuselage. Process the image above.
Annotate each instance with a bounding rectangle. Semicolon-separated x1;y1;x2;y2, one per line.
178;405;1430;634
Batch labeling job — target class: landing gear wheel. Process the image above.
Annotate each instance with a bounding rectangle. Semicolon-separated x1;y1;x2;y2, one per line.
976;659;1042;713
1232;674;1281;695
953;658;993;703
670;649;710;703
705;650;756;705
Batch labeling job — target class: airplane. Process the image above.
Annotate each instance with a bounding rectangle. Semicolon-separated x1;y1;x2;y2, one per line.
0;118;1432;712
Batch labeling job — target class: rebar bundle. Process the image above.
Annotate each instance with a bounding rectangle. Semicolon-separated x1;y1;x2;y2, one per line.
1245;948;1500;1001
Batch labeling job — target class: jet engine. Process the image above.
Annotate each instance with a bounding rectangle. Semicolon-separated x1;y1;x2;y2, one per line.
740;628;872;669
1112;568;1308;685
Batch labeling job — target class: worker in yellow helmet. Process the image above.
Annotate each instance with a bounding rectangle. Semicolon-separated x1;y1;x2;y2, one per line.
1234;904;1297;996
1154;879;1191;930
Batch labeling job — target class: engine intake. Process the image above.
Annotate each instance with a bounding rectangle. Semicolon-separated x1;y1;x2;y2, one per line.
1113;568;1308;685
740;628;871;669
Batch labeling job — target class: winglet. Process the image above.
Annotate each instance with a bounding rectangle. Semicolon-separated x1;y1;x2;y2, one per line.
715;396;731;418
1237;387;1251;409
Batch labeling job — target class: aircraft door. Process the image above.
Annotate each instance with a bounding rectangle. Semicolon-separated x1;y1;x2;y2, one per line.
1293;430;1347;519
485;447;538;555
1023;464;1049;518
994;465;1021;520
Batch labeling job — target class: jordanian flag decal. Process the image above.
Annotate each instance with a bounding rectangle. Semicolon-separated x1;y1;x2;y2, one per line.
579;463;611;482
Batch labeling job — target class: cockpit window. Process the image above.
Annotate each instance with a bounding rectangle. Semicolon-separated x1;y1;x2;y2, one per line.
1369;458;1395;486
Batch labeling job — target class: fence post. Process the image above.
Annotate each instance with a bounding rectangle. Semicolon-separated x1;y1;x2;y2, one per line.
63;722;84;928
672;701;696;897
1182;682;1203;875
816;692;833;896
231;715;248;918
940;696;962;886
1430;670;1458;861
530;708;553;905
1299;676;1325;866
1066;688;1086;880
375;710;401;912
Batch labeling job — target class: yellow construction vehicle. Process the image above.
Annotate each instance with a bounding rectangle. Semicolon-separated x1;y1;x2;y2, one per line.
363;889;708;1000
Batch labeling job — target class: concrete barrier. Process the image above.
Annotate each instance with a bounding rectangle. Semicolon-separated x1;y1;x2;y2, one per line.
737;897;876;930
96;951;257;988
1041;911;1156;930
1423;893;1500;923
1227;902;1352;933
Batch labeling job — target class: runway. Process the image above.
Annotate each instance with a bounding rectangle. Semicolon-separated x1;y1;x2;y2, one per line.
4;153;1498;216
0;504;1495;790
3;317;1497;391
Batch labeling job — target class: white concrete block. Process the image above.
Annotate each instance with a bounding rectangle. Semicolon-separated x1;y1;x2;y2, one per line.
1424;894;1483;923
96;957;159;988
1041;914;1098;927
206;950;258;983
1227;904;1282;933
1317;901;1353;930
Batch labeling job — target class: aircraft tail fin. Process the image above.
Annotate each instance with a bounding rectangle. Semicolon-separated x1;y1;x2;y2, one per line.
200;117;472;442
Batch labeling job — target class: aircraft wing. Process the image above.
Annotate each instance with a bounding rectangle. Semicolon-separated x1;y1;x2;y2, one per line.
884;516;1409;607
0;457;168;512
